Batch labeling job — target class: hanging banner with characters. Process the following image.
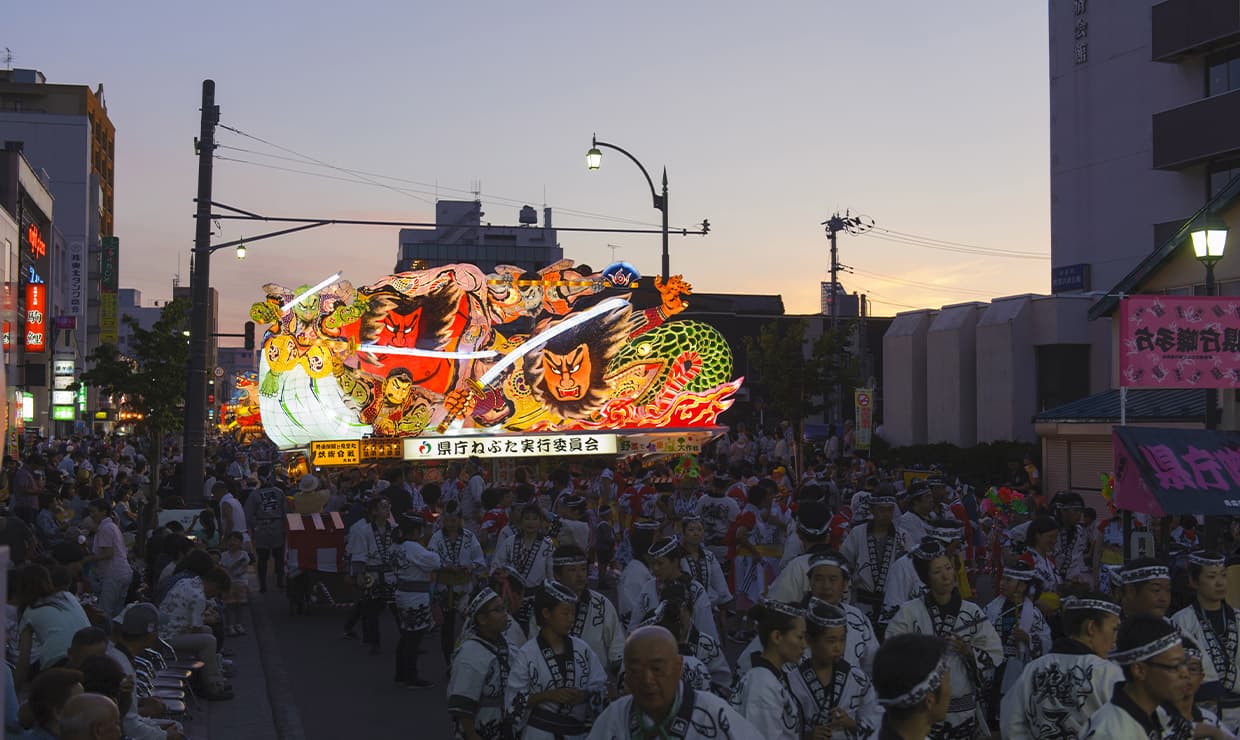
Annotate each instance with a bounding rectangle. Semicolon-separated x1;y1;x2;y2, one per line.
251;260;742;449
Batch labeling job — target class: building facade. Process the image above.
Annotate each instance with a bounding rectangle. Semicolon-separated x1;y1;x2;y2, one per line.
395;200;562;274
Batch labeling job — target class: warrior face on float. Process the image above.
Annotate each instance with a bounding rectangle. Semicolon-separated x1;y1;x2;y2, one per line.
524;305;629;419
359;279;467;395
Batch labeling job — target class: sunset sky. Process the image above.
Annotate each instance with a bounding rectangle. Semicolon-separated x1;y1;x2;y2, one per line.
10;1;1050;339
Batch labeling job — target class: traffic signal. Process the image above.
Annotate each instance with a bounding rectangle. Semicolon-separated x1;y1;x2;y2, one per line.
244;321;255;350
208;393;215;405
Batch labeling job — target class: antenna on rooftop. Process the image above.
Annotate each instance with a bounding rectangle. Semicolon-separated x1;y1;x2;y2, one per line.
607;243;622;262
2;49;12;71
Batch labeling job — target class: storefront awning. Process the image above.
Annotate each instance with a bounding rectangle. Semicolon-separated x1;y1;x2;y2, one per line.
1113;426;1240;515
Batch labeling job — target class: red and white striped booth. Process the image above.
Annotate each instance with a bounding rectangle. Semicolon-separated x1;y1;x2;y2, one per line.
285;512;347;575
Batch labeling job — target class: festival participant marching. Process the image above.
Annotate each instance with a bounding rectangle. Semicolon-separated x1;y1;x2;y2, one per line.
766;498;833;604
1016;516;1062;599
586;626;758;740
728;482;780;612
1049;492;1092;588
1080;614;1187;739
1170;550;1240;727
641;537;719;643
1116;558;1173;619
998;593;1123;739
729;600;807;740
644;579;732;694
1165;638;1239;740
870;634;954;740
839;488;901;625
507;581;607;740
896;480;934;552
551;545;625;678
679;515;732;613
785;599;881;740
448;588;519;740
617;523;658;631
346;497;398;655
432;500;488;666
982;561;1050;702
886;540;1003;740
880;520;967;630
391;512;443;689
492;504;555;634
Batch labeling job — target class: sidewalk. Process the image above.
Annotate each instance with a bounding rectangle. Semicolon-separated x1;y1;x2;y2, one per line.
184;573;301;740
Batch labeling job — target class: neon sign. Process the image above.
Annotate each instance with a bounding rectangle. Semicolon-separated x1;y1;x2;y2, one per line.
25;283;46;353
25;224;45;260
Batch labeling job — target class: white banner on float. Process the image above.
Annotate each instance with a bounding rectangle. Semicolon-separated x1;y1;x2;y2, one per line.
403;433;618;461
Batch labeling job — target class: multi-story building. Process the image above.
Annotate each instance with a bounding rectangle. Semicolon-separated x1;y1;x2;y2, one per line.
395;201;562;274
0;68;116;424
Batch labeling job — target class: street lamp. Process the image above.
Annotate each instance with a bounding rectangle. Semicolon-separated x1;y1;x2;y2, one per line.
1191;213;1229;430
585;134;670;280
235;239;246;260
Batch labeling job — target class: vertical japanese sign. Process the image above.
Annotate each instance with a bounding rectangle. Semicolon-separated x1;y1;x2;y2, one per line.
854;388;873;450
24;281;45;354
69;241;84;335
1118;295;1240;388
100;236;119;345
1113;426;1240;515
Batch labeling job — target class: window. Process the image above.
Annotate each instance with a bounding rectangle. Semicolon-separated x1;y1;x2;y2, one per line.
1207;47;1240;96
1209;158;1240;197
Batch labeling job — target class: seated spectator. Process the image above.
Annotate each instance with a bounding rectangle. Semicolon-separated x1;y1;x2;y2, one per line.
78;654;178;740
49;627;110;670
153;544;204;606
23;667;84;739
58;692;121;740
109;603;177;726
157;565;233;700
14;563;91;690
33;494;63;550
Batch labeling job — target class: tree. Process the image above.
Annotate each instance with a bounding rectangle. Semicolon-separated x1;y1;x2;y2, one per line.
81;297;190;552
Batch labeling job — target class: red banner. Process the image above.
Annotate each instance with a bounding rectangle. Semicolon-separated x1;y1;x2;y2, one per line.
1119;295;1240;388
25;284;45;354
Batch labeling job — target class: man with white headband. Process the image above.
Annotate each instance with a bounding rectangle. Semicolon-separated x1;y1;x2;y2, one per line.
448;588;519;739
785;599;881;739
896;480;935;552
552;544;625;679
999;592;1123;739
1081;614;1187;738
839;487;901;624
870;633;952;740
1117;558;1172;619
766;500;834;603
1170;550;1240;726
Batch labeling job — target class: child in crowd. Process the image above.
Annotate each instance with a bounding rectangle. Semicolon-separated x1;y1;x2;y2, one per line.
219;531;252;635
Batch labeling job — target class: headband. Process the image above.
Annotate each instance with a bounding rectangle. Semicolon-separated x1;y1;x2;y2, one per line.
465;587;501;622
1189;551;1226;567
648;536;682;559
805;598;847;630
633;520;660;531
1119;565;1170;585
552;554;588;568
759;599;806;620
912;541;945;562
560;495;585;508
1060;597;1122;616
798;520;832;538
542;580;579;606
1110;631;1181;666
680;514;701;525
877;653;949;709
928;523;962;542
808;552;851;577
1002;564;1037;582
869;495;897;507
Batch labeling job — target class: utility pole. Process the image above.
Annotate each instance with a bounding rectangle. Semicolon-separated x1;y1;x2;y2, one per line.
184;80;218;502
821;211;873;423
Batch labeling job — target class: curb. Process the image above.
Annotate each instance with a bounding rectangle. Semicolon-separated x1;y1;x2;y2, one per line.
249;584;307;740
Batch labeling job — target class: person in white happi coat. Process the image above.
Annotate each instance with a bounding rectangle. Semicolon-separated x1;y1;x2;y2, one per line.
1171;550;1240;727
886;540;1003;740
1080;614;1187;740
839;489;901;623
679;515;732;611
345;497;398;653
1116;559;1173;619
786;599;881;739
729;600;807;740
432;501;488;665
1166;638;1240;740
1049;492;1092;588
880;519;966;631
640;580;733;695
1016;516;1063;600
391;513;442;689
448;588;520;740
552;544;625;677
895;480;934;552
618;523;659;631
998;593;1123;739
870;633;954;740
982;561;1051;706
587;626;758;740
730;482;781;611
640;536;719;644
737;550;878;677
493;504;556;633
766;499;833;604
507;580;607;740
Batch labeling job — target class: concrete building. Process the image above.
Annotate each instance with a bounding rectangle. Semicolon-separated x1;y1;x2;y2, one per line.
395;200;562;274
116;289;163;357
0;68;116;424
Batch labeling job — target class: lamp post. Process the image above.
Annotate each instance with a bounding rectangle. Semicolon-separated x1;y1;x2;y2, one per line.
586;135;670;280
1191;214;1229;430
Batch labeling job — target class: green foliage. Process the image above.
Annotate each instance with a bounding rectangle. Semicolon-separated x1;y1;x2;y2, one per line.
743;318;861;424
82;298;190;433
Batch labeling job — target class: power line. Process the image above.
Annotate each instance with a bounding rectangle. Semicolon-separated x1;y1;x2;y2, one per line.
215;155;437;205
878;227;1047;256
850;267;996;297
861;228;1049;260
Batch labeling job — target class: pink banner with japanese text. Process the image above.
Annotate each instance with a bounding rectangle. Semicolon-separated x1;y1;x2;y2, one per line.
1113;426;1240;515
1119;295;1240;388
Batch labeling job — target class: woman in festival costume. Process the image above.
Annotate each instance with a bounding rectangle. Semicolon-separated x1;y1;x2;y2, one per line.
728;482;780;613
998;592;1123;739
981;560;1050;710
448;588;520;740
838;488;901;625
640;537;718;643
617;523;658;632
1170;550;1240;727
391;512;442;689
729;600;806;740
1080;614;1186;739
432;501;488;666
492;504;555;635
679;515;732;614
1016;516;1062;600
886;540;1003;740
871;634;953;740
785;599;881;740
506;580;606;740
